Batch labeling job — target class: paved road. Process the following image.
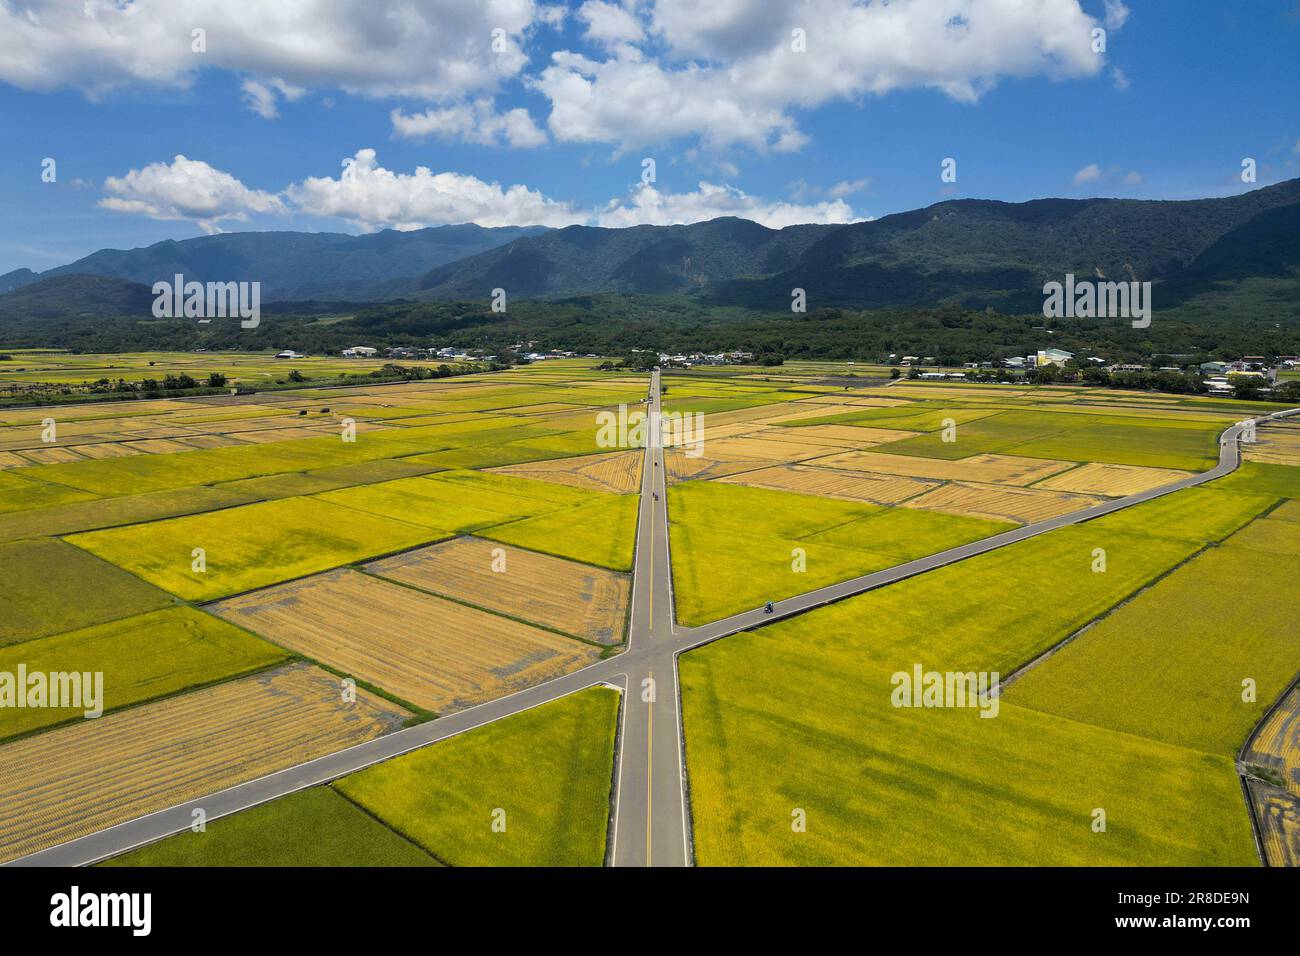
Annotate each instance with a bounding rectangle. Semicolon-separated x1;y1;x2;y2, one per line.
607;370;690;867
10;402;1294;867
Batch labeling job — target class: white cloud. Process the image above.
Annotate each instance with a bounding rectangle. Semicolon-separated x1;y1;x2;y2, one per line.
94;147;881;235
99;155;285;234
577;1;645;47
0;0;543;100
531;51;804;152
391;99;547;148
285;149;582;231
1110;66;1130;91
537;0;1115;152
1122;170;1143;185
596;181;860;228
1073;163;1102;185
1103;0;1131;30
827;177;871;198
240;77;306;119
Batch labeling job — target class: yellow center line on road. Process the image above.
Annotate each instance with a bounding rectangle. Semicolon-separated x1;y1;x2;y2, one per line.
648;513;654;631
646;668;654;867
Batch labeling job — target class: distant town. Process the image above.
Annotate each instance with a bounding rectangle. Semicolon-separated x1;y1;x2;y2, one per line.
265;341;1300;402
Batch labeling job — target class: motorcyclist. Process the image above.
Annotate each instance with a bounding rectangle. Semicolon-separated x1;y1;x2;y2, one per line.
764;601;774;613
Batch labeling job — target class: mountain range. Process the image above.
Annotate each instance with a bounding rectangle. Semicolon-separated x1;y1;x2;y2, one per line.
3;179;1299;320
0;224;547;303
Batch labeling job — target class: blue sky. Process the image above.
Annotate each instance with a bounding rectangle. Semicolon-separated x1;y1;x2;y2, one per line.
1;0;1298;276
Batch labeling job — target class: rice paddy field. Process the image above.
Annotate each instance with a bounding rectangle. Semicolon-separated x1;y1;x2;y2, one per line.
0;358;649;864
1;353;1296;867
0;663;407;863
104;686;619;867
334;687;619;866
102;786;442;867
365;536;630;643
209;568;602;714
673;372;1300;865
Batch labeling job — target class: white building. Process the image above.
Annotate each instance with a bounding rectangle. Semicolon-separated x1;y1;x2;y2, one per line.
1035;348;1075;368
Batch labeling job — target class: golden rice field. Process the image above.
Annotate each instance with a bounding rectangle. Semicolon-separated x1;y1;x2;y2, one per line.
1;355;1294;868
1269;498;1300;523
1244;427;1300;467
1248;781;1300;867
808;450;1075;485
1035;461;1194;496
67;496;439;601
365;536;629;643
901;480;1102;524
0;663;405;863
747;424;919;447
716;463;933;505
701;436;844;462
753;402;873;423
490;449;642;494
663;447;765;482
209;569;601;712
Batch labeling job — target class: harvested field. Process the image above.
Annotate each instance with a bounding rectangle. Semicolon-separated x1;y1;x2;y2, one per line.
753;403;875;424
490;450;642;494
749;424;920;447
14;447;84;465
0;662;406;863
1244;687;1300;796
1244;429;1300;466
809;450;1074;485
717;463;933;504
71;442;142;460
127;438;198;455
902;481;1101;524
1248;781;1300;867
1035;461;1193;496
663;447;763;483
209;569;601;712
701;436;842;462
799;395;912;407
0;606;287;741
367;536;628;643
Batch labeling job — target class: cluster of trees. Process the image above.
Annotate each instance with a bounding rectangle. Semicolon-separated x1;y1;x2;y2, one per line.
77;371;227;396
5;291;1299;365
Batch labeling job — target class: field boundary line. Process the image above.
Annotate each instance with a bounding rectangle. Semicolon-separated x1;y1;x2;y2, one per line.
353;564;623;651
997;542;1213;692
